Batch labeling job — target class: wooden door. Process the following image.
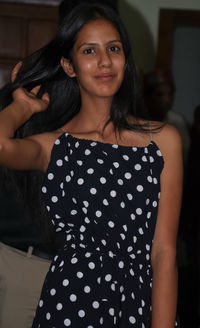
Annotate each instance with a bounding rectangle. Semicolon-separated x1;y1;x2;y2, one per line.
0;1;59;87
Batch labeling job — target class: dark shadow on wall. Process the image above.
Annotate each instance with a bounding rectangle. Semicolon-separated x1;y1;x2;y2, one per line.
118;0;155;72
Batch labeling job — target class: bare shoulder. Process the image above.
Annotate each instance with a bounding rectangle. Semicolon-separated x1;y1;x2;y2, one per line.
27;129;63;171
153;123;182;159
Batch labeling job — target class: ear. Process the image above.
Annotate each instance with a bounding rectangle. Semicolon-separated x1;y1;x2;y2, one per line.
60;57;76;78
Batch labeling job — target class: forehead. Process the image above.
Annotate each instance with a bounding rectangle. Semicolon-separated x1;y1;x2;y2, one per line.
74;18;121;45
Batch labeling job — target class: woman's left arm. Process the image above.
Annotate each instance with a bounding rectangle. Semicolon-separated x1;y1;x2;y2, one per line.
151;124;183;328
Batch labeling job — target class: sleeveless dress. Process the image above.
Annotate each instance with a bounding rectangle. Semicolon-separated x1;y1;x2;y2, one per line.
32;132;179;328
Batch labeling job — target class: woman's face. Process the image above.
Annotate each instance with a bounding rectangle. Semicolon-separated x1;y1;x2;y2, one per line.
62;18;126;100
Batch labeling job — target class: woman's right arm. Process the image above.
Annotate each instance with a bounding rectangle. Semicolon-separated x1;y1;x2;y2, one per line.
0;86;50;171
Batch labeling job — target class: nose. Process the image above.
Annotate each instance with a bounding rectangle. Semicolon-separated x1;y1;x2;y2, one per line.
98;49;112;68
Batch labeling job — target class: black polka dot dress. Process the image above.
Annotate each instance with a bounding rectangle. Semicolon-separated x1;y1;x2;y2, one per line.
32;132;179;328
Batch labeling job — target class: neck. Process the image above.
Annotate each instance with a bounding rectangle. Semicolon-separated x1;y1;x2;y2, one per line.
72;96;113;133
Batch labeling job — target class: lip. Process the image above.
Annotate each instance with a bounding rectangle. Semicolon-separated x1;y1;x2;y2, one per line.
94;73;116;81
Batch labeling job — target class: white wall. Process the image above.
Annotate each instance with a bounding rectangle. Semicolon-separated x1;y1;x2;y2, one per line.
118;0;200;71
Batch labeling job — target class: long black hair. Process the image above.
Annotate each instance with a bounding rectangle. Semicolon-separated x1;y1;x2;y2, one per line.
0;3;149;230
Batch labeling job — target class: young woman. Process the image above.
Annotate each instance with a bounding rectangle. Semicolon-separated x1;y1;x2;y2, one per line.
0;3;182;327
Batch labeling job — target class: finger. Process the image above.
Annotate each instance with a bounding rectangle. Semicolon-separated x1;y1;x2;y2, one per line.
31;85;41;95
42;92;50;104
11;61;23;83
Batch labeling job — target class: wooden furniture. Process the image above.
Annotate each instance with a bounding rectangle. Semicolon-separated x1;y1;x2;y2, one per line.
0;1;60;87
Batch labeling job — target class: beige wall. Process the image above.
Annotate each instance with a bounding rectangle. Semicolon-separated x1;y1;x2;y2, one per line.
118;0;200;72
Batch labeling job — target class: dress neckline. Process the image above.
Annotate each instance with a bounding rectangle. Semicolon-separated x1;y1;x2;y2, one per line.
63;132;158;150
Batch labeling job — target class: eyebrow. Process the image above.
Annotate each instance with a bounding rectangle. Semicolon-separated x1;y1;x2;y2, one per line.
78;39;122;49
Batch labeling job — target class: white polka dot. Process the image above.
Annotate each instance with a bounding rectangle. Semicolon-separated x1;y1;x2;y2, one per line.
71;210;77;215
85;149;91;155
125;172;132;179
80;225;86;232
153;178;158;184
64;155;68;161
75;142;79;148
117;179;123;185
77;178;84;185
101;239;106;246
48;173;54;180
131;292;135;299
137;185;143;192
78;310;85;318
84;286;91;293
147;211;151;219
157;150;162;156
77;271;84;278
113;162;119;168
90;188;97;195
77;160;83;166
153;201;157;207
135;164;141;170
57;303;63;310
147;176;152;183
85;217;90;224
105;274;112;281
138;307;143;315
39;300;43;307
136;208;142;215
120;233;125;240
120;202;125;208
103;199;109;206
96;210;102;217
52;196;58;203
56;159;63;166
129;316;136;324
92;301;100;309
100;177;106;184
123;155;129;161
100;317;104;324
65;175;71;182
87;168;94;174
64;318;71;326
130;268;135;276
83;200;89;207
42;186;47;193
139;227;144;235
50;288;56;296
97;159;104;164
110;190;117;197
71;257;78;264
150;156;154;163
127;193;133;200
62;279;69;287
108;221;115;228
88;262;95;269
133;236;137;243
55;139;60;145
109;308;114;316
46;313;51;320
70;294;77;302
142;155;147;162
118;261;124;268
131;213;135;220
146;254;150;260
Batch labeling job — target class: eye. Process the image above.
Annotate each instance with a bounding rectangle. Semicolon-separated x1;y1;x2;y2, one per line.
83;48;95;54
109;45;121;52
